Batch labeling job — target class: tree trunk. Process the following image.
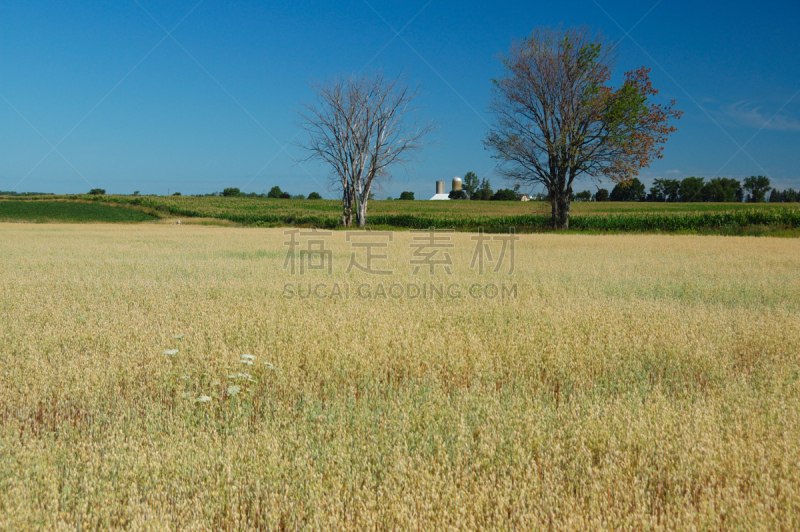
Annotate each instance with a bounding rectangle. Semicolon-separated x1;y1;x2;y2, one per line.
550;196;560;229
549;191;571;230
342;200;350;227
558;194;570;230
356;199;368;228
342;187;353;227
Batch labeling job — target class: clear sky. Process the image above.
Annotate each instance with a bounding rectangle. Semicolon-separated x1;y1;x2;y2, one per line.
1;0;799;198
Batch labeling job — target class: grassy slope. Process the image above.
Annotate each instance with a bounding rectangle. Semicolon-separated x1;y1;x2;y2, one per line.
0;200;158;223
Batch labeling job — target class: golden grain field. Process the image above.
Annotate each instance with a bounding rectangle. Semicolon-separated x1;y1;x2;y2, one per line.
1;223;799;530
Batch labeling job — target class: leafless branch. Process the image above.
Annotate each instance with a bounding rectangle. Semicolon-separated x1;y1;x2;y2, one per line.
297;72;436;227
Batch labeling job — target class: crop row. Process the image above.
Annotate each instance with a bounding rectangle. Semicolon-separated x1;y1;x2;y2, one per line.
125;196;800;232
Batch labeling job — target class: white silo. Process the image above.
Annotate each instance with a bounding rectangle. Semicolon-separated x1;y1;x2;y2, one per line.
430;180;451;200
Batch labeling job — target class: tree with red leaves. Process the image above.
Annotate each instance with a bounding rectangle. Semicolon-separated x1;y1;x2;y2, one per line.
485;27;682;229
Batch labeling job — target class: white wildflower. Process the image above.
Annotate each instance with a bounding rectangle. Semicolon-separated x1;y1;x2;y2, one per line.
227;385;241;397
195;395;212;403
163;349;179;356
228;372;255;382
240;354;256;361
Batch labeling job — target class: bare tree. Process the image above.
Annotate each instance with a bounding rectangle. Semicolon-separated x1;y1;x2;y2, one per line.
485;27;682;229
298;73;435;227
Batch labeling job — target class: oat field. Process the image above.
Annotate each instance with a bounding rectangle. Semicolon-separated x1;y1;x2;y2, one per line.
1;224;799;530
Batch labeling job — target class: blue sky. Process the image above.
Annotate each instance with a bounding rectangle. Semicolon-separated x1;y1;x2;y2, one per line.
1;0;799;197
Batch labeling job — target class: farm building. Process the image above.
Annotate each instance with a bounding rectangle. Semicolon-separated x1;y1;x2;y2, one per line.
429;180;450;200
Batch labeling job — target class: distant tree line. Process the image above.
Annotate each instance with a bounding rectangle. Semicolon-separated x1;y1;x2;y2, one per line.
560;175;797;203
524;175;798;203
458;172;515;201
212;187;322;200
608;177;748;202
532;190;608;202
395;173;798;204
769;188;799;203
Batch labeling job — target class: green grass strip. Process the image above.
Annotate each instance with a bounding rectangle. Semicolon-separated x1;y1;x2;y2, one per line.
0;201;157;223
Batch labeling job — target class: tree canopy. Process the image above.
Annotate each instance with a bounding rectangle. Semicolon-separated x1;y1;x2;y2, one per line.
485;26;681;228
610;178;645;202
743;176;771;203
297;72;434;227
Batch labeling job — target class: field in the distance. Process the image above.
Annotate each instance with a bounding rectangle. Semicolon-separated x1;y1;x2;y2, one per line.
4;194;799;234
1;224;798;529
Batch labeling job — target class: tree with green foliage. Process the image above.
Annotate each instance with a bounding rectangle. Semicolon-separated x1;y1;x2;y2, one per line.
222;187;242;197
280;192;291;199
472;178;493;201
594;188;610;201
448;189;468;200
491;188;517;201
485;26;681;228
743;176;771;203
133;191;140;196
648;178;680;202
399;191;415;200
462;172;480;199
267;186;283;199
573;190;592;201
307;192;322;200
701;178;741;202
610;177;646;201
88;188;106;195
679;177;705;202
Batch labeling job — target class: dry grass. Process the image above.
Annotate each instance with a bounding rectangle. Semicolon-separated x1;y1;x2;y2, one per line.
1;223;799;530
